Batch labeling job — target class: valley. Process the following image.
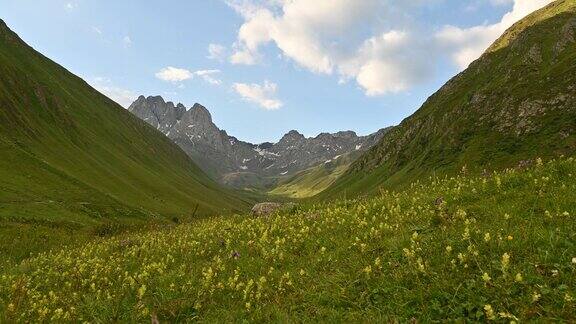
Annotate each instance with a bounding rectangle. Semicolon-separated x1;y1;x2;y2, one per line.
1;0;575;322
128;95;390;193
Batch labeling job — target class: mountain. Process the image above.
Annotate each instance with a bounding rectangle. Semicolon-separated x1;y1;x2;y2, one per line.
0;19;251;225
268;150;362;198
128;95;390;189
321;0;576;198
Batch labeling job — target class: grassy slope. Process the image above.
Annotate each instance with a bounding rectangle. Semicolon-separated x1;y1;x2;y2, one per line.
0;20;253;264
320;0;576;199
269;152;358;198
1;156;574;322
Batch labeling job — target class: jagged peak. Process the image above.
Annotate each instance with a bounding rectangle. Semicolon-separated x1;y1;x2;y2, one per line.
184;103;213;123
146;95;166;105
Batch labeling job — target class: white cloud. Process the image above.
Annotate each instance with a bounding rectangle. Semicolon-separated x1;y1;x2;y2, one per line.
232;80;283;110
90;77;137;108
65;2;77;11
91;26;103;35
225;0;552;96
207;43;227;60
436;0;553;69
155;67;193;82
225;0;431;95
123;36;132;47
155;67;223;85
194;69;223;85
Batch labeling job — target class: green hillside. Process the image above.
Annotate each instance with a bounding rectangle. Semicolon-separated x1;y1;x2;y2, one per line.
2;155;574;322
269;152;359;198
0;19;251;264
320;0;576;198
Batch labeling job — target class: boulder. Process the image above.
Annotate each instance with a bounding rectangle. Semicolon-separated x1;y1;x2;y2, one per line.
251;202;284;217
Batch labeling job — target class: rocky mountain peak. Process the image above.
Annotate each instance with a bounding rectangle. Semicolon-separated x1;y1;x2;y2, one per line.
128;95;390;189
188;103;212;123
280;130;305;143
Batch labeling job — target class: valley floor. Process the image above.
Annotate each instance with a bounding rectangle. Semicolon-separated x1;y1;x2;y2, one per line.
1;157;575;322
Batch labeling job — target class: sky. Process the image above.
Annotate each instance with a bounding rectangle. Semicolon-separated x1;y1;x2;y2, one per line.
0;0;553;143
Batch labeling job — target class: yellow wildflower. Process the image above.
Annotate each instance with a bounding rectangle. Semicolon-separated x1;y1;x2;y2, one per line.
137;285;146;299
484;304;496;320
501;253;510;272
482;272;491;283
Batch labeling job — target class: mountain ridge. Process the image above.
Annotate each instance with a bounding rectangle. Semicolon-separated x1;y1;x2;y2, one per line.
320;0;576;198
128;95;391;190
0;19;251;223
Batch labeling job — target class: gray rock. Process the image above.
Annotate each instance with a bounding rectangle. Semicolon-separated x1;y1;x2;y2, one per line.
251;202;284;217
128;95;392;189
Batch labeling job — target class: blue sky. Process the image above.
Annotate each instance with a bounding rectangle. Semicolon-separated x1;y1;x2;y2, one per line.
0;0;552;143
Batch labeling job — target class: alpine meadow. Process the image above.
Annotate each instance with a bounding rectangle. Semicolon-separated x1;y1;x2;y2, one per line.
0;0;575;322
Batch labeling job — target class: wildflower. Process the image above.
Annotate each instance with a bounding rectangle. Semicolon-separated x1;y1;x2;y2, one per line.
498;312;518;322
482;272;491;283
507;235;513;241
572;257;576;264
374;257;382;268
514;273;523;282
544;210;551;218
137;285;147;299
501;253;510;272
504;213;510;220
299;269;306;276
363;265;372;275
562;211;570;217
231;251;240;259
484;233;491;242
484;304;496;320
445;245;452;253
320;247;326;253
416;258;425;272
7;303;14;312
536;157;543;166
551;269;559;277
566;293;574;303
532;292;541;303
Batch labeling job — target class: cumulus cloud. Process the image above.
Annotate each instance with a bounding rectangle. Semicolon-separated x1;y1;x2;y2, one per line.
225;0;552;96
436;0;553;69
232;81;283;110
194;69;223;85
155;67;222;85
155;67;194;82
207;43;227;61
90;77;137;108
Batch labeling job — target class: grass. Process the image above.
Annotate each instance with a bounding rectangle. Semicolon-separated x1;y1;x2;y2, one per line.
0;19;258;267
269;153;357;198
1;156;574;322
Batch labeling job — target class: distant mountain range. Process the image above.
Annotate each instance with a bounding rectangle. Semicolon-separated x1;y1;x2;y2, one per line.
128;95;390;189
321;0;576;198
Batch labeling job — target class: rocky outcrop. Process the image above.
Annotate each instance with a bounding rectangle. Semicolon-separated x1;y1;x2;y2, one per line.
128;96;390;188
